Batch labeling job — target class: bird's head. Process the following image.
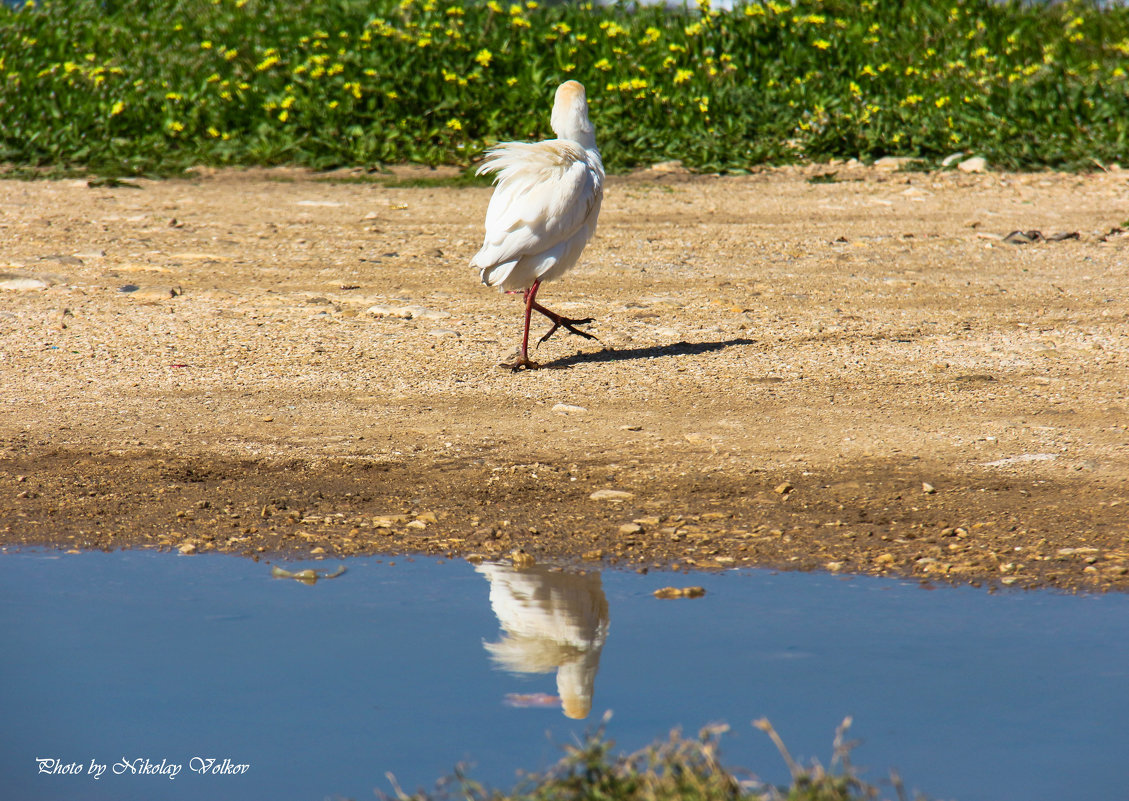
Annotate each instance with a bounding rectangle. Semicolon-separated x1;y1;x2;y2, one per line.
550;80;596;150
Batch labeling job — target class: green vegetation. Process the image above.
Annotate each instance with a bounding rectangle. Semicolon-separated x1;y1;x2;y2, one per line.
387;718;920;801
2;0;1128;176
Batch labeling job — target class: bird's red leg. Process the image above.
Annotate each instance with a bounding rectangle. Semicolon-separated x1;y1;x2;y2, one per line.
530;301;598;346
508;280;541;370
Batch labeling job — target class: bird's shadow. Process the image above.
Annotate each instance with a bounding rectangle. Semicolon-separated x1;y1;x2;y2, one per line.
540;337;757;369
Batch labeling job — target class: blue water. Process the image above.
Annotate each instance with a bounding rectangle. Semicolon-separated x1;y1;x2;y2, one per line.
2;550;1127;801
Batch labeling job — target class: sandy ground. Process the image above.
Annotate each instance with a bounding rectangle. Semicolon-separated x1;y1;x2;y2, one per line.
1;164;1127;591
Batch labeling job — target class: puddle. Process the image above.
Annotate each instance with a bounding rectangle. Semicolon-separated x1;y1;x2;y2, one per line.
2;550;1127;801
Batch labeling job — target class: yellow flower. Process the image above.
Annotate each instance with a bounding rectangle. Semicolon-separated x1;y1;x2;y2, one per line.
207;126;220;137
861;64;877;77
673;69;693;85
475;48;493;67
446;118;463;131
506;77;518;86
278;110;289;122
697;96;709;114
256;55;280;71
110;100;125;116
594;58;611;71
935;96;949;108
812;39;831;50
168;120;185;132
200;40;213;49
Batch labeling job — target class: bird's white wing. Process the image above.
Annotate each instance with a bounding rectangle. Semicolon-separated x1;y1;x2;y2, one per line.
471;140;602;273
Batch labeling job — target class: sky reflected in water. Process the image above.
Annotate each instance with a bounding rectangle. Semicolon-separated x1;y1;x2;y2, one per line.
2;550;1127;801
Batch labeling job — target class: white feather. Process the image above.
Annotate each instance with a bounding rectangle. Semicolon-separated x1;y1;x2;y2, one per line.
471;82;604;292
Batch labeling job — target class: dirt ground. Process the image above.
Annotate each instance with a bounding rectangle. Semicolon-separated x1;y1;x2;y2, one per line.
1;164;1127;591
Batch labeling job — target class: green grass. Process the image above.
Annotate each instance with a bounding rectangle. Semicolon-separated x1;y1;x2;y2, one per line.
2;0;1128;176
386;718;923;801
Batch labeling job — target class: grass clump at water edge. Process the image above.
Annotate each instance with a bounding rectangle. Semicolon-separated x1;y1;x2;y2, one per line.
2;0;1129;176
382;717;929;801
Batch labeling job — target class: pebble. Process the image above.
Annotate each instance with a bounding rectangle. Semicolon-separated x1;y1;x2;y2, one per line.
650;159;687;174
922;482;936;494
940;152;966;167
618;523;644;535
178;543;197;555
589;489;634;501
958;156;988;173
403;305;450;321
874;156;915;171
509;549;536;567
373;514;409;528
428;328;458;337
552;403;588;415
366;304;414;319
653;586;706;599
1057;547;1100;556
875;553;896;567
0;274;50;291
774;482;793;495
127;285;180;300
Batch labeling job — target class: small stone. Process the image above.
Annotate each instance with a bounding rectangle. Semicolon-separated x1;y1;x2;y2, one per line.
178;543;197;555
261;416;274;422
552;403;588;415
825;561;845;572
509;549;536;567
415;511;438;524
620;425;643;431
958;156;988;173
373;514;409;528
922;482;936;494
582;549;605;561
618;523;644;535
0;274;50;291
940;152;965;167
366;304;413;318
634;516;661;526
774;482;793;495
589;489;634;501
1000;576;1019;586
403;305;450;321
650;159;687;174
875;553;896;567
406;520;427;530
873;156;914;171
310;547;326;555
128;285;180;300
653;586;706;599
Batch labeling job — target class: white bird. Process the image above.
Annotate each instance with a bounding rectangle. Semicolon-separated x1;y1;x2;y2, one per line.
471;80;604;370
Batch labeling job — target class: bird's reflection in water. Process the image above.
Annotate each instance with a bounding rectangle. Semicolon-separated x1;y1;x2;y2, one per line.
477;563;609;719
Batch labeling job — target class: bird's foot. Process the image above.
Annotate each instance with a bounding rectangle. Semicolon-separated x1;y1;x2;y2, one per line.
498;349;541;372
536;315;597;346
